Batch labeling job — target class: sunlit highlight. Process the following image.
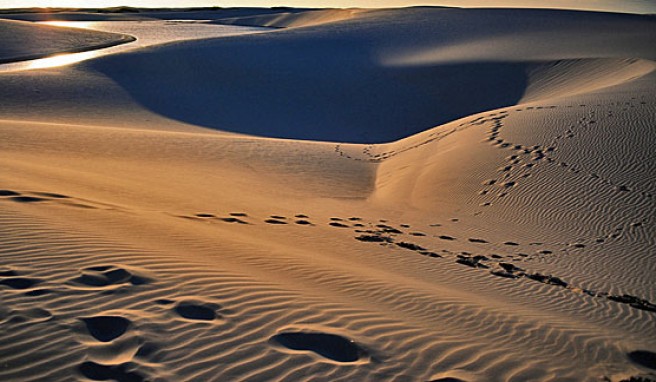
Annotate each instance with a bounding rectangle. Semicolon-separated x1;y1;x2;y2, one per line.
41;21;98;29
26;51;100;70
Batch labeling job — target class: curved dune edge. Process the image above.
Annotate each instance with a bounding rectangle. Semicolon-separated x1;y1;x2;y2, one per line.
0;19;135;64
0;7;655;382
79;7;656;143
211;8;363;28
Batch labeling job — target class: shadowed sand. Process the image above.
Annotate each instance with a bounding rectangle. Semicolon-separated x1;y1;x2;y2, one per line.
0;6;655;382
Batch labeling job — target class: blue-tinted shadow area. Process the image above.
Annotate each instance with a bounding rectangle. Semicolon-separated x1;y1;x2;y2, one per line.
90;29;528;143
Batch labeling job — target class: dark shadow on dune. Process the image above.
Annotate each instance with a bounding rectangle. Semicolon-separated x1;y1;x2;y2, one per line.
174;301;219;321
89;32;527;143
82;316;131;342
271;331;366;362
79;361;144;382
0;277;41;289
628;350;656;370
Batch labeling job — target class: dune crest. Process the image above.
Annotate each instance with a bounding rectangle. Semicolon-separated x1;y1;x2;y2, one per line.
0;18;134;63
0;6;655;382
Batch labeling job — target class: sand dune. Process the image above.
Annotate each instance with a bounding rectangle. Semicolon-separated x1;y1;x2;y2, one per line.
212;8;361;28
0;6;655;382
0;18;134;63
70;7;656;142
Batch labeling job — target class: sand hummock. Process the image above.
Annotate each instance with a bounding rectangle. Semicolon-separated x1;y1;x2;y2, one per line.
0;6;655;382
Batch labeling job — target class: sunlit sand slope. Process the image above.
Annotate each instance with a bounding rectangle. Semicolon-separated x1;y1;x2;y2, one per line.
0;19;134;63
0;6;655;382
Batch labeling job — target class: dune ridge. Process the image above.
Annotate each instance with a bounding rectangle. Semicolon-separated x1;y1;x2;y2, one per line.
0;18;134;63
1;6;655;382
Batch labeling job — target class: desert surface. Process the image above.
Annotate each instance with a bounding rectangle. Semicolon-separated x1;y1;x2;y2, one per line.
0;6;655;382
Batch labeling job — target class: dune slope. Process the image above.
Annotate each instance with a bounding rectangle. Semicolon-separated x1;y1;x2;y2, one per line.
76;7;656;143
0;7;655;382
0;19;134;63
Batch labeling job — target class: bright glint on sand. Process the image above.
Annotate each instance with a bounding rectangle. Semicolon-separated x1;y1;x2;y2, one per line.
0;4;655;382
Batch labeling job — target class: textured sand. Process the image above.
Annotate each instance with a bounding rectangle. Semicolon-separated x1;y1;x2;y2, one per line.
0;7;655;382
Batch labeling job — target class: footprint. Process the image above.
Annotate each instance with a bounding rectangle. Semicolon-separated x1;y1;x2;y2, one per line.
329;222;349;228
525;272;568;287
174;301;221;321
70;266;150;289
219;217;249;224
628;350;656;370
376;224;402;234
0;277;41;290
295;220;313;225
8;196;47;203
265;219;287;225
32;192;69;199
456;255;489;269
270;331;367;363
0;268;18;277
607;295;656;313
82;315;132;342
79;361;145;382
438;235;455;241
396;242;425;251
355;235;391;243
468;238;488;244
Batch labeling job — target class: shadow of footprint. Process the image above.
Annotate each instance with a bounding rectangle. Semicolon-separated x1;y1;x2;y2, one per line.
628;350;656;370
174;301;221;321
0;277;41;290
82;316;132;342
79;361;145;382
8;196;47;203
265;219;287;225
270;331;367;363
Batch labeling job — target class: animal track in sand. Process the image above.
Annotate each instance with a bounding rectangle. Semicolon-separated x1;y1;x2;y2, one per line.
193;213;250;224
180;209;656;313
0;188;111;209
475;102;653;209
270;331;368;363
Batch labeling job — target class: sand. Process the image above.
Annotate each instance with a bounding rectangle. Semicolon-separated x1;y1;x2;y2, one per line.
0;7;655;382
0;18;134;63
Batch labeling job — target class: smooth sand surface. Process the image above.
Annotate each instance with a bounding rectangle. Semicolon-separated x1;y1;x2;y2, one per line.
0;18;134;63
1;7;655;382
